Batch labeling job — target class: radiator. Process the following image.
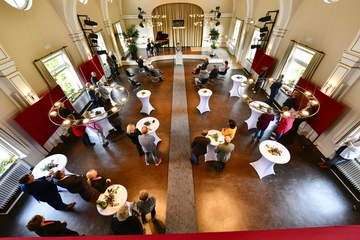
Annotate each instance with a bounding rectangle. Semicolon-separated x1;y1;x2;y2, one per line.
0;160;31;215
336;160;360;192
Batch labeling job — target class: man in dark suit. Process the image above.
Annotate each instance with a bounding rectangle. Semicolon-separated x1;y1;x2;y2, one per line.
18;173;75;211
190;129;211;166
53;170;94;201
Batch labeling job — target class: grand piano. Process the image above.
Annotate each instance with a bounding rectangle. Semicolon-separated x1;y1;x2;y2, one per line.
154;31;169;52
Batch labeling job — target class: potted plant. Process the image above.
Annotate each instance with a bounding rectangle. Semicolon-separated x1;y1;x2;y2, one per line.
209;28;220;56
122;24;140;60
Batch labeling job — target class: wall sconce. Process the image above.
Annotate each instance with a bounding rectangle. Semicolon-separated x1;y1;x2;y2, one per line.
260;26;269;32
138;7;145;19
84;19;97;27
324;0;339;3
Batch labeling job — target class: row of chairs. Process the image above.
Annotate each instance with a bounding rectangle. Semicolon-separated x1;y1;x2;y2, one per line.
136;60;163;83
193;67;230;88
125;69;142;92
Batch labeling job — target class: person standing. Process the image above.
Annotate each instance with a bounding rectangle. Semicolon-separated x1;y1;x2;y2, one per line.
253;108;275;141
85;118;109;147
175;42;182;53
86;83;98;108
67;115;95;147
106;52;116;77
111;204;144;235
270;106;295;141
108;51;119;75
147;38;155;57
253;66;268;93
90;72;99;86
283;91;300;110
221;119;237;140
138;126;162;166
18;173;75;211
126;124;144;156
86;169;111;193
213;136;235;172
133;189;157;224
104;99;124;133
318;135;360;169
26;215;80;236
96;81;109;100
190;129;211;166
53;170;94;201
267;74;285;105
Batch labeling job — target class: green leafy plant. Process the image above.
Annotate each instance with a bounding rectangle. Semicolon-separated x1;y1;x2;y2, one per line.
209;28;220;49
122;24;140;54
0;156;18;174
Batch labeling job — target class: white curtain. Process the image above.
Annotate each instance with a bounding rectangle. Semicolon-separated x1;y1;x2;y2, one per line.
0;124;29;159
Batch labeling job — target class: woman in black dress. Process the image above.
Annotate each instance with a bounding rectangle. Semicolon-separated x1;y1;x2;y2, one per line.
126;124;144;156
86;169;111;193
26;215;79;236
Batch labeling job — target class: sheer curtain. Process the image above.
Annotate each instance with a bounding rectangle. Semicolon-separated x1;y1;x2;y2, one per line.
273;41;295;78
152;3;203;47
0;124;29;159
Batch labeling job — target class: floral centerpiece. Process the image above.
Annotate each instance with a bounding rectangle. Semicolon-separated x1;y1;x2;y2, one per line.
40;162;58;171
144;121;151;126
141;91;146;95
266;144;283;156
202;90;208;93
96;186;120;209
210;133;219;142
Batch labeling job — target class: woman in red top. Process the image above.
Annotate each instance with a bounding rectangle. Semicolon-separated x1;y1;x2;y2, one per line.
67;115;94;147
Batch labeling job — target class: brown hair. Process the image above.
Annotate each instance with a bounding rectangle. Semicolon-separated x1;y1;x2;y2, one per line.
18;174;31;184
139;189;149;201
26;215;43;232
228;119;237;129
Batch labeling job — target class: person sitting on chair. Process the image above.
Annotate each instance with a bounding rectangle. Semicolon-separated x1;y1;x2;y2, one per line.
200;58;209;70
195;69;209;88
209;65;219;84
149;65;164;82
136;56;145;72
192;64;202;75
218;60;229;77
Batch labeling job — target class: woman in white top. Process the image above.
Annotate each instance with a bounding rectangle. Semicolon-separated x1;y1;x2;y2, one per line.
319;135;360;168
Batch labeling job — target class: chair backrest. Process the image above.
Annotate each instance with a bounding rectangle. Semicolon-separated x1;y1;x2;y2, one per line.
201;78;209;84
125;69;134;77
210;69;219;79
130;79;140;87
219;66;230;76
195;68;201;74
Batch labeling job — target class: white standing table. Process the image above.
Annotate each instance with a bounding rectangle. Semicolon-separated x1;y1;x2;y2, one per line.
229;75;247;97
136;90;154;115
250;140;291;179
244;101;270;130
197;89;212;114
86;107;114;137
204;130;225;162
32;154;70;179
96;184;128;216
136;117;162;145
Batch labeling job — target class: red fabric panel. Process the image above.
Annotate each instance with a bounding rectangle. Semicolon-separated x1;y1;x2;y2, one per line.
4;225;360;240
13;85;68;146
297;78;344;135
78;55;105;84
251;49;274;76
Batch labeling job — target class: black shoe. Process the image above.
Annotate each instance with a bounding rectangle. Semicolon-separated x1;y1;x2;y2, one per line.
102;142;109;147
152;217;155;221
140;152;144;156
190;158;194;164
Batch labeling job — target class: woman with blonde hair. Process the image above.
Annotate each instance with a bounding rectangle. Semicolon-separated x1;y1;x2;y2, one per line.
86;169;111;193
126;124;144;156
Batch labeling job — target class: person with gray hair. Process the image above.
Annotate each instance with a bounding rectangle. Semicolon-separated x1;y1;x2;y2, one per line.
213;136;235;172
133;189;157;224
111;204;144;235
138;126;162;166
253;107;275;141
96;81;109;100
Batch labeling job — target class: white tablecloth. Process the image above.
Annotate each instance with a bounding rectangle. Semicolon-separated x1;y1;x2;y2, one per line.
96;184;128;216
86;107;114;138
204;130;224;162
250;140;291;179
32;154;68;179
136;117;162;145
229;75;247;97
136;90;154;115
197;89;212;114
244;101;270;130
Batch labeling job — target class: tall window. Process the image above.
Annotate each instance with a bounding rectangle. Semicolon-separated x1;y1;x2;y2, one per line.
231;20;242;47
95;31;107;66
246;28;260;62
282;45;315;89
114;23;127;53
42;51;83;97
